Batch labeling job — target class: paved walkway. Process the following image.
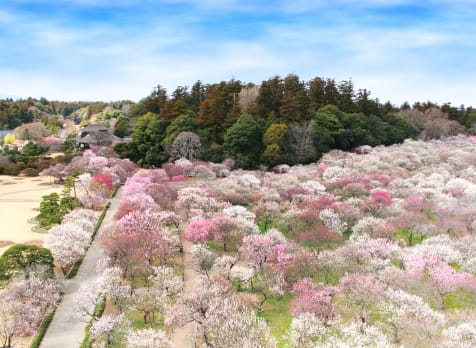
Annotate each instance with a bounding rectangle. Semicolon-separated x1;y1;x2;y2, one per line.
40;189;122;348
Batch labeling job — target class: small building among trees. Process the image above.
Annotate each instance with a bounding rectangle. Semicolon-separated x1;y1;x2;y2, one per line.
75;124;116;149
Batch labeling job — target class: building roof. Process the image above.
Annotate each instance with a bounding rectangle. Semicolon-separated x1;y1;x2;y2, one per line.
81;124;109;132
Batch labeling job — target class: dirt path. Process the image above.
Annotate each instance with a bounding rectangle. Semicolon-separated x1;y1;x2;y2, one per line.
170;231;201;347
40;189;122;348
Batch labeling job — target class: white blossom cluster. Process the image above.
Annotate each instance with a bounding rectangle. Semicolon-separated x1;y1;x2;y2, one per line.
127;328;173;348
288;312;329;348
441;321;476;348
381;288;445;327
351;216;383;238
320;209;347;235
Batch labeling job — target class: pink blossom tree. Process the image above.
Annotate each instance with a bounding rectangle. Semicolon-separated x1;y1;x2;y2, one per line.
339;273;387;330
114;192;159;220
211;214;242;251
183;219;218;244
239;234;280;273
102;211;177;281
290;278;338;323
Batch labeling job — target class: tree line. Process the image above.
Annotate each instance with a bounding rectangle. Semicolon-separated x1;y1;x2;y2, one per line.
0;97;132;130
114;74;475;168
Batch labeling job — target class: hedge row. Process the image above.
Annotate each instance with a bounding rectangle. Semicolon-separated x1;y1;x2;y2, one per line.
79;296;106;348
29;308;56;348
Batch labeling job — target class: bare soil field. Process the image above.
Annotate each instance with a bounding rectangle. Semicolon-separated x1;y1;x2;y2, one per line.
0;175;61;255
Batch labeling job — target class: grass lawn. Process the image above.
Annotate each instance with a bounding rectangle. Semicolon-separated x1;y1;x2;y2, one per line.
261;293;292;348
444;289;476;309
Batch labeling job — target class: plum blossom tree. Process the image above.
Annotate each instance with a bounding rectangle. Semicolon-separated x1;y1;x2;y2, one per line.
75;280;105;322
150;265;182;296
288;312;329;348
102;210;177;280
128;285;168;325
403;250;476;308
0;301;17;348
175;187;225;218
239;234;288;273
319;322;393;348
319;208;347;236
88;155;109;174
191;244;216;278
290;278;338;323
1;274;60;338
379;288;445;344
210;214;242;251
44;221;92;274
183;219;218;244
90;314;127;347
339;273;387;330
363;190;393;215
127;328;173;348
126;266;182;326
441;321;476;348
203;296;277;348
98;266;129;311
114;192;158;220
165;276;229;340
62;208;98;232
91;173;113;192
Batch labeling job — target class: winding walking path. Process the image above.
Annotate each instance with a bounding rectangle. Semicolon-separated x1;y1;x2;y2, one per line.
40;189;123;348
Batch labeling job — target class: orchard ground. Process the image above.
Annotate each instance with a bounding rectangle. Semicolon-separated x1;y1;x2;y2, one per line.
0;175;61;255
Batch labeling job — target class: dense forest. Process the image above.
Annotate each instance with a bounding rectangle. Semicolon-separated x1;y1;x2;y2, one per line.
1;74;475;169
113;74;476;168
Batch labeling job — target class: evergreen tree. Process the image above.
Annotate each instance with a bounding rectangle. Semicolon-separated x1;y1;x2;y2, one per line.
132;112;169;166
279;74;310;123
224;114;263;168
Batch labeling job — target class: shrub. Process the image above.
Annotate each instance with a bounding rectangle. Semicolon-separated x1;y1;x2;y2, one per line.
3;163;20;176
24;167;40;176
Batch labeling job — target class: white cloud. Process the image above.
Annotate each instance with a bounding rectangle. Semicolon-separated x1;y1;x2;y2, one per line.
0;1;475;106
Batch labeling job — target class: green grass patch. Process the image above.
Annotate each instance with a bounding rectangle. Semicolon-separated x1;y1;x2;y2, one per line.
396;229;424;246
444;289;476;309
449;262;461;270
312;268;341;286
206;240;239;252
342;229;351;240
261;293;292;348
258;218;276;234
125;309;164;330
424;210;438;223
390;258;404;269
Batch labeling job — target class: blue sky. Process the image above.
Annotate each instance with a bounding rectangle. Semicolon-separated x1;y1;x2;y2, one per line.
0;0;475;106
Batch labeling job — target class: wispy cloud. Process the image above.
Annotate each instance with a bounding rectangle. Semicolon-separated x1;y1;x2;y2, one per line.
0;1;475;105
